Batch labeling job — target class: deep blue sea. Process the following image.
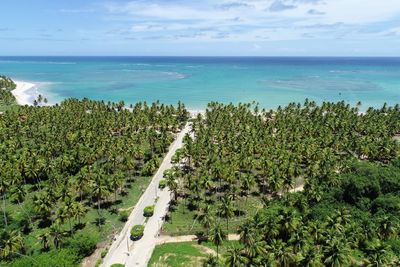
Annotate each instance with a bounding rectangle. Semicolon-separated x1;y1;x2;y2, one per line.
0;57;399;110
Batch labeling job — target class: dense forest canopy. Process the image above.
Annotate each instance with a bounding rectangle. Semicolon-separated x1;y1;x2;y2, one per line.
234;160;400;266
0;76;16;90
0;99;189;266
0;75;17;110
164;100;400;266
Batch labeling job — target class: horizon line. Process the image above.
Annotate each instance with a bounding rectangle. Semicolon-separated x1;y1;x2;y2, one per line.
1;55;400;58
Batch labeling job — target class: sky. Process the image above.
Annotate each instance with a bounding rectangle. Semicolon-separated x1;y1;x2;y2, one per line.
1;0;400;56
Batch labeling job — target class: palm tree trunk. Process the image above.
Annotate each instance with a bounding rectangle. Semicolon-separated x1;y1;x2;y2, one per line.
97;197;101;215
17;199;33;225
3;194;7;227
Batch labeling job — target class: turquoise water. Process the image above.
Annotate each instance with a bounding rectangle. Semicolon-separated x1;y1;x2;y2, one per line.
0;57;399;110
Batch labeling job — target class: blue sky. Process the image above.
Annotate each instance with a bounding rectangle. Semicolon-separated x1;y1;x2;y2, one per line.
1;0;400;56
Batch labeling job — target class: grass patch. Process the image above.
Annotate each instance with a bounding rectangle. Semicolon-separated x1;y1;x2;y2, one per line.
149;242;206;267
201;240;241;252
149;241;237;267
162;196;263;236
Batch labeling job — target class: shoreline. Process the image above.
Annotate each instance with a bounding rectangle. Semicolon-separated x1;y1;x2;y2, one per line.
10;81;207;115
12;80;37;105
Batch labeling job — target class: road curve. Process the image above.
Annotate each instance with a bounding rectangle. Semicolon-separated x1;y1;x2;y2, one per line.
102;123;191;267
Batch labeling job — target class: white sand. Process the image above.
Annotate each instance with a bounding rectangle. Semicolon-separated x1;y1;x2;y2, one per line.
188;109;205;117
12;81;37;105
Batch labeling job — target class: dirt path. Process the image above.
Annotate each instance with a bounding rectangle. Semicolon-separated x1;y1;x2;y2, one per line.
193;244;217;256
81;241;107;267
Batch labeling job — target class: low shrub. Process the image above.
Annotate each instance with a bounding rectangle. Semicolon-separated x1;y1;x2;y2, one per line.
111;264;125;267
6;249;78;267
159;180;167;189
143;205;155;217
67;230;100;257
119;211;129;222
130;225;145;240
100;248;108;258
95;259;102;267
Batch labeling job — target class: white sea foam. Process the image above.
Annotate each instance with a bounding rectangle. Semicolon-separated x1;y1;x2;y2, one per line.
161;71;186;79
0;60;76;65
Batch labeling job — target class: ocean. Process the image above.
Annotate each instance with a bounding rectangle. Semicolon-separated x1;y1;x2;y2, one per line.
0;56;399;110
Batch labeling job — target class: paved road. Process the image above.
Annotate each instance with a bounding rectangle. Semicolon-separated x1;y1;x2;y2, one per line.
102;123;191;267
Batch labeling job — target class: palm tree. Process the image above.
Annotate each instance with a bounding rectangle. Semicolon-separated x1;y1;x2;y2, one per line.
245;239;267;262
55;205;68;227
202;254;218;267
209;223;227;259
364;239;394;267
0;178;9;227
72;202;87;225
109;171;125;202
74;170;90;202
224;246;247;267
0;230;23;260
278;208;301;241
240;173;255;202
196;205;214;236
238;221;255;246
218;196;234;232
32;193;52;220
90;168;110;214
37;231;50;251
301;246;323;267
49;224;64;249
267;239;294;267
377;215;398;240
323;239;352;267
165;172;178;201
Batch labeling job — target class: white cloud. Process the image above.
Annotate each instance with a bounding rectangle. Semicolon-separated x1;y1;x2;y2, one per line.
102;0;400;42
381;27;400;36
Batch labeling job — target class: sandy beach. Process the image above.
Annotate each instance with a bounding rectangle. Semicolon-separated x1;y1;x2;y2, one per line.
12;81;37;105
188;109;205;117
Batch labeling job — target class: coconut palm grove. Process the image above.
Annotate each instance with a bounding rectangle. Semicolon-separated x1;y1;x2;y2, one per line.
157;102;400;266
0;76;17;112
0;86;189;266
1;75;400;266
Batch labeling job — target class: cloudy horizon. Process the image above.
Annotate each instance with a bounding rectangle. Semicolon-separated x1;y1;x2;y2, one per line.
1;0;400;56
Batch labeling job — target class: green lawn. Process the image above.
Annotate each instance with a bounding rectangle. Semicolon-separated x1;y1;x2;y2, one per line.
162;196;263;236
149;241;237;267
